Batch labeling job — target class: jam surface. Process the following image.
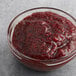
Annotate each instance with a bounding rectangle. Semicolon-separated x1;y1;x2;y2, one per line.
12;12;76;60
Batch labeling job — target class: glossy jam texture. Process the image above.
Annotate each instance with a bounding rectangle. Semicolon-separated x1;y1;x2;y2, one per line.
12;12;76;60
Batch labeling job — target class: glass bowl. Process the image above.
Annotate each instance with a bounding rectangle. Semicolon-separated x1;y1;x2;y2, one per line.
7;7;76;71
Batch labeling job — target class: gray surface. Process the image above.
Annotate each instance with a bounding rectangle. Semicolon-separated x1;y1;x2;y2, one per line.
0;0;76;76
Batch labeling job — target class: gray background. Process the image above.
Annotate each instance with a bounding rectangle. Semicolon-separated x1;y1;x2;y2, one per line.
0;0;76;76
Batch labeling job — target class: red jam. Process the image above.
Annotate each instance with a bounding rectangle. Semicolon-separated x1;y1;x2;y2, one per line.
12;12;76;60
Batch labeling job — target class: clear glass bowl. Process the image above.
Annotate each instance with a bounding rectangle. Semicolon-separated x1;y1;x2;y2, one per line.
7;7;76;71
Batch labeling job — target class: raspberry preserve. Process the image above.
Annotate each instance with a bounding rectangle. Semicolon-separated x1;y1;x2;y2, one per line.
8;7;76;71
